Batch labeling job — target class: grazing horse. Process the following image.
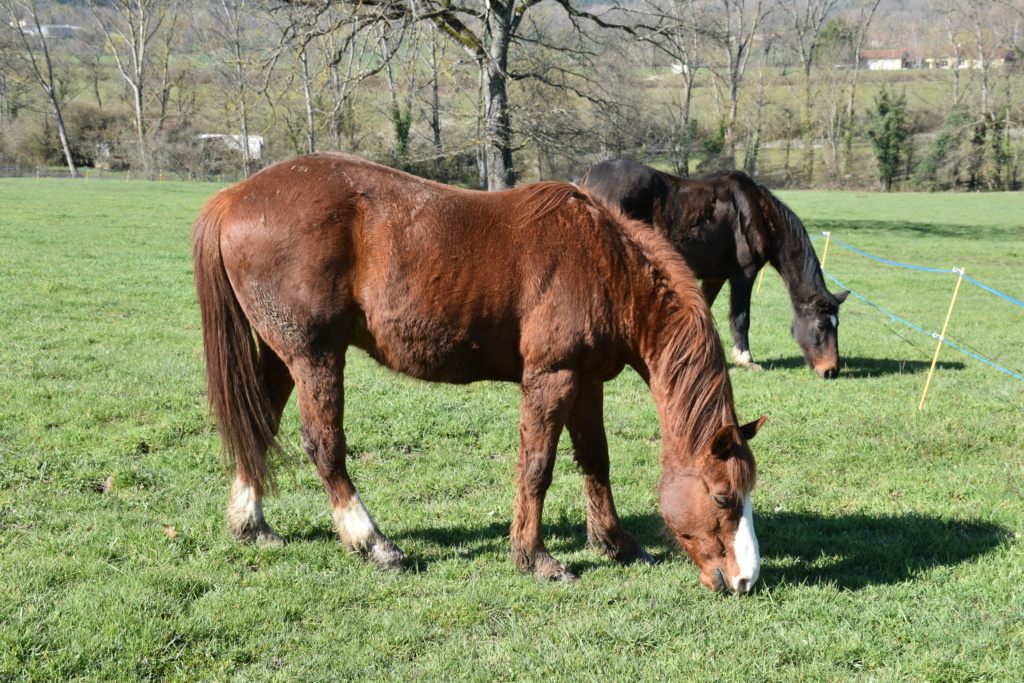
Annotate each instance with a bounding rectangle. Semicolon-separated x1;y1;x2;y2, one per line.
193;152;765;593
575;159;849;378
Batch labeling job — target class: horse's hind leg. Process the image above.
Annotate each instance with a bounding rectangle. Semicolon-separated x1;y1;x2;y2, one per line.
292;351;405;570
227;337;294;547
567;383;654;565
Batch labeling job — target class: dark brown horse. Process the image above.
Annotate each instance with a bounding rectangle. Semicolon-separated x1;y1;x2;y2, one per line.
193;152;765;593
576;159;849;378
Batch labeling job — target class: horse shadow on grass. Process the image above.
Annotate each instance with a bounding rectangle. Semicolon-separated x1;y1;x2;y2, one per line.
752;510;1009;590
757;355;965;379
375;509;1007;589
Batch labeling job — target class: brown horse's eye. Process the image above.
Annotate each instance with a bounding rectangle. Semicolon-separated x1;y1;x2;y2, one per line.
712;494;732;508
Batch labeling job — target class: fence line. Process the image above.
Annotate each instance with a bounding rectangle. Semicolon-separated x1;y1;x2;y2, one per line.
4;171;1020;382
815;234;1024;307
809;234;1024;381
0;167;244;184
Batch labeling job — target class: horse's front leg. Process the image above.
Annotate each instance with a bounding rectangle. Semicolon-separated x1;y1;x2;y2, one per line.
293;352;406;571
568;382;655;565
511;369;579;581
728;273;763;371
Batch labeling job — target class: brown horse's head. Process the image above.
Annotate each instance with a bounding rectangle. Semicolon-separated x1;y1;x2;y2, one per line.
791;290;849;379
658;416;766;594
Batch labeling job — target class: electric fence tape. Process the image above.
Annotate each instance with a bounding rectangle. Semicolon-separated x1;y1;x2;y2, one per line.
808;234;1024;381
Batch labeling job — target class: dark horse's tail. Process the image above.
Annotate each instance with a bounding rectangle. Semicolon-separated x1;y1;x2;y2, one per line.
192;192;279;497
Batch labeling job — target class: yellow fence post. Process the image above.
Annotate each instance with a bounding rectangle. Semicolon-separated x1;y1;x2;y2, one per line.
755;268;766;295
919;267;966;411
820;231;832;269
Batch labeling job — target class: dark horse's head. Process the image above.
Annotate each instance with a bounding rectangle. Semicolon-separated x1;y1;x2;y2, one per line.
766;191;850;379
791;290;850;379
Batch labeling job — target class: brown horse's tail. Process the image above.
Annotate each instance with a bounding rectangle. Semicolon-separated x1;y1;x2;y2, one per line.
192;193;278;497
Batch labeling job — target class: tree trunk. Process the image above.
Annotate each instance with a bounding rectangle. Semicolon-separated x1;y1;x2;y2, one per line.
801;65;815;185
483;5;515;190
49;90;78;177
301;49;315;154
429;35;442;150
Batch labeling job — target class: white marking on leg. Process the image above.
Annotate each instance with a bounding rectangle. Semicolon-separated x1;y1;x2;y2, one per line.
332;493;381;552
731;494;760;594
227;478;261;532
732;347;754;365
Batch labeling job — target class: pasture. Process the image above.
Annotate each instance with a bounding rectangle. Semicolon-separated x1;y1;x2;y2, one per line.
1;178;1022;681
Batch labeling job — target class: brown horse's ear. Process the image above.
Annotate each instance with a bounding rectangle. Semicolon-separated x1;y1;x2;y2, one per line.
835;290;850;305
739;415;768;441
708;424;737;459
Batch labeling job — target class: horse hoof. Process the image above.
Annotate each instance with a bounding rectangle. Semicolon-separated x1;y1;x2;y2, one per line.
367;542;407;572
590;533;656;565
232;520;283;547
731;349;763;371
536;566;579;582
532;556;578;582
255;530;285;547
624;547;656;565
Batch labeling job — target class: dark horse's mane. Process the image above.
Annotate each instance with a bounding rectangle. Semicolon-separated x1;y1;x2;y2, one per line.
596;201;756;493
760;187;831;303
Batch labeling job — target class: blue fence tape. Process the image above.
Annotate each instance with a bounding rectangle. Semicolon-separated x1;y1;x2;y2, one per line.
961;274;1024;308
814;232;1024;309
812;233;951;273
820;270;1024;381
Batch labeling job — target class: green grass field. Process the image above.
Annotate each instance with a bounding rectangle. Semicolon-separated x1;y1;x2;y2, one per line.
1;178;1022;681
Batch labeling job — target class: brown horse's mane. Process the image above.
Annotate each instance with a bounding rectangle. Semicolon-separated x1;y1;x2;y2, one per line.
512;181;592;227
590;199;756;493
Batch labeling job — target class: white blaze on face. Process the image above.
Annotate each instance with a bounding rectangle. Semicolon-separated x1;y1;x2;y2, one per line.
332;492;380;552
731;493;760;593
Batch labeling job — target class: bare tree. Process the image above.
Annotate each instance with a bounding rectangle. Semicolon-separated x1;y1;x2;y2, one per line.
152;8;187;131
778;0;841;185
840;0;881;176
203;0;281;176
635;0;713;175
715;0;772;162
741;36;777;176
0;0;78;175
287;0;632;190
87;0;174;161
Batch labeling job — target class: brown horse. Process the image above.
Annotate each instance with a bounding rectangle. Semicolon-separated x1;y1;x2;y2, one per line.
576;159;849;378
193;152;765;593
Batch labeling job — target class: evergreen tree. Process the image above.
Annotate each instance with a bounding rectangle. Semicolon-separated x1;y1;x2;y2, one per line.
866;87;909;191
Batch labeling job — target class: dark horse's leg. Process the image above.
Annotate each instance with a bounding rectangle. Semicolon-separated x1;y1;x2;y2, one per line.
511;369;579;581
728;272;763;371
226;337;293;546
701;278;727;307
567;382;655;565
291;346;406;570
